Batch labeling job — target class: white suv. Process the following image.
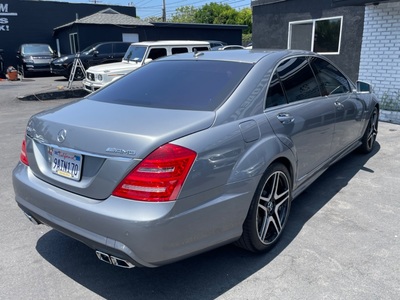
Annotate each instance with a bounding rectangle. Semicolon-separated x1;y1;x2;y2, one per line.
83;40;210;92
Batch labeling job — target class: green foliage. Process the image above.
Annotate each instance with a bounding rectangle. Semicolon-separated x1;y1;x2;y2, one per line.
194;3;237;24
170;6;197;23
242;33;252;46
146;2;252;45
237;8;252;34
167;2;252;34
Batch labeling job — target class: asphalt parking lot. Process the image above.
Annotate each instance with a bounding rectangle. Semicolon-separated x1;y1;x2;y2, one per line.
1;76;399;299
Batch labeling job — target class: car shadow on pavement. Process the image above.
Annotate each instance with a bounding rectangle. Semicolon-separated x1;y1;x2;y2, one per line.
35;143;380;300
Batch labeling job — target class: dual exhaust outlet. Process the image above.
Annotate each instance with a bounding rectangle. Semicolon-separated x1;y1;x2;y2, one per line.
95;250;135;268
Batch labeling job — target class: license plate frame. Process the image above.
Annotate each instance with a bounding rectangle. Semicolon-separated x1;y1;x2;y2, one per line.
51;148;82;181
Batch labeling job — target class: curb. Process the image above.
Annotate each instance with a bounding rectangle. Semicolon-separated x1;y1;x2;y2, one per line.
17;88;89;101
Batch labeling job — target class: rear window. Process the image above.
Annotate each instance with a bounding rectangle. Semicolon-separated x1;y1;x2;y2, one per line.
172;47;189;54
90;60;252;111
192;47;209;52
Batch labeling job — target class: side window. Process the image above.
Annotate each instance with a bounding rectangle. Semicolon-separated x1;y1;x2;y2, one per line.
148;48;167;60
266;72;287;109
95;44;112;54
277;57;321;103
172;47;189;54
114;43;129;53
310;57;351;95
193;47;209;52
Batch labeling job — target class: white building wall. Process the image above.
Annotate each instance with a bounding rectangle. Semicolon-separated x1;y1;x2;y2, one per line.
359;2;400;101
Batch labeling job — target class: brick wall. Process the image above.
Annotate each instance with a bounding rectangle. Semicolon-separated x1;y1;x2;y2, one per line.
359;2;400;101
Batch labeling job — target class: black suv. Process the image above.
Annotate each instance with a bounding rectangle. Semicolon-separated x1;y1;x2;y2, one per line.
50;41;131;80
16;43;57;77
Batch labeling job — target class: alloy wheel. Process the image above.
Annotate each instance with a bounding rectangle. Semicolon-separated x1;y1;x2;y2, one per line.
256;170;290;245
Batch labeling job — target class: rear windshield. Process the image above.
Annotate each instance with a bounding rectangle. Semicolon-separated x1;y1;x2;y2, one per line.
89;60;252;111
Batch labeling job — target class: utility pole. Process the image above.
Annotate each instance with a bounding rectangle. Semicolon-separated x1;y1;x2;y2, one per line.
162;0;166;22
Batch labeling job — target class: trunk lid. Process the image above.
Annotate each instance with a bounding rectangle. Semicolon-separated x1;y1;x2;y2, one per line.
26;99;215;200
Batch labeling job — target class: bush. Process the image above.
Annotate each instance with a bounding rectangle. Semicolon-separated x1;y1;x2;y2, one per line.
380;91;400;111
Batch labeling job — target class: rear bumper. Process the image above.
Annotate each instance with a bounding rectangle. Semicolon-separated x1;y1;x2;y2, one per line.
12;162;247;267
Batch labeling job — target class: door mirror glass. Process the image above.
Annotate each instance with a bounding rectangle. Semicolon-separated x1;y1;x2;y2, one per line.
357;81;372;93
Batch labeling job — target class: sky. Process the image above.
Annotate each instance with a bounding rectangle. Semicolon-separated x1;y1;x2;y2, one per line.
47;0;251;20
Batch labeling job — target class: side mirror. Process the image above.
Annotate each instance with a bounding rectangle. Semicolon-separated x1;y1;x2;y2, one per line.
357;81;373;93
93;50;99;57
143;58;152;65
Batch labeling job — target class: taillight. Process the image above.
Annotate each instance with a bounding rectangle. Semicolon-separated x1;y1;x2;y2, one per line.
20;139;29;166
112;144;197;202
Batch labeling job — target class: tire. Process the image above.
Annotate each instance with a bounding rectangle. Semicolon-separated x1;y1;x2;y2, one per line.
236;162;292;252
74;66;85;80
359;106;379;154
67;66;85;81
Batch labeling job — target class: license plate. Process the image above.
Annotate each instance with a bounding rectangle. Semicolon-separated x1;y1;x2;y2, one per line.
51;149;82;181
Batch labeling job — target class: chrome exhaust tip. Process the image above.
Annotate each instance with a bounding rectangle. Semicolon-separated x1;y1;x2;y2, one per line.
95;250;135;268
110;256;135;269
96;250;112;264
23;212;41;225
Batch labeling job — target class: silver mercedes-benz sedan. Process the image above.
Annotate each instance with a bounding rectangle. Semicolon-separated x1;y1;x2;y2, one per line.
13;49;379;268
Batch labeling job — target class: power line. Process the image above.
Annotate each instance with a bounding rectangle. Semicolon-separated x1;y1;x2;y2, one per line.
136;0;250;19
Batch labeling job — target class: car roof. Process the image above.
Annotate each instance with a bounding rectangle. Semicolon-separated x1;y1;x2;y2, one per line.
96;41;130;45
89;41;130;47
159;49;316;64
21;43;51;46
130;40;210;47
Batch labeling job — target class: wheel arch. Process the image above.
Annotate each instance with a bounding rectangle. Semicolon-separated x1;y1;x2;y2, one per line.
227;135;296;189
269;156;294;188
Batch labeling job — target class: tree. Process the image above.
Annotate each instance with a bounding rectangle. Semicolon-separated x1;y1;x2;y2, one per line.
194;3;238;25
163;2;252;44
170;5;197;23
237;8;252;34
144;16;164;23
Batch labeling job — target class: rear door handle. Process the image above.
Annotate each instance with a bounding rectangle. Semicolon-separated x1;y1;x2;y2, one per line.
277;113;294;124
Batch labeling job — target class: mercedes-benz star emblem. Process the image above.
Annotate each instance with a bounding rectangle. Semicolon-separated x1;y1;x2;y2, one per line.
57;129;67;143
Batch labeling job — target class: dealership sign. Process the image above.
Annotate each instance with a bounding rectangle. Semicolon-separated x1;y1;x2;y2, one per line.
0;3;18;31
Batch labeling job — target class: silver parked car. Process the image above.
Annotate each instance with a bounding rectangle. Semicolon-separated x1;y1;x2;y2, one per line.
13;49;379;268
